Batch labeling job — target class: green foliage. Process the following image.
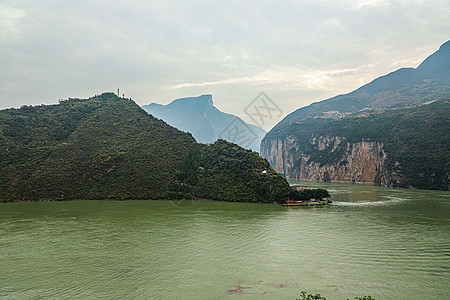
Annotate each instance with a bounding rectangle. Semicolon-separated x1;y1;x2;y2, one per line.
296;291;375;300
268;99;450;190
173;140;292;203
297;291;326;300
0;93;291;202
288;189;330;200
314;99;449;190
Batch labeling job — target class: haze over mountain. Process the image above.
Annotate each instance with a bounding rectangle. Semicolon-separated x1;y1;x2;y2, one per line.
142;95;266;152
416;40;450;85
265;40;450;138
261;40;450;190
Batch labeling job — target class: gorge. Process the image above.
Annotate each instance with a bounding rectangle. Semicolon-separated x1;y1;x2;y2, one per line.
261;41;450;190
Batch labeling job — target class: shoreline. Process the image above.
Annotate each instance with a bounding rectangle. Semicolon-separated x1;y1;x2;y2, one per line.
288;178;376;185
0;198;282;204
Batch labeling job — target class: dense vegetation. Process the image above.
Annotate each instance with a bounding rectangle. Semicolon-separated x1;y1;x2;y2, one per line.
297;292;375;300
0;93;291;202
288;189;330;201
172;139;291;202
270;99;449;190
309;99;450;190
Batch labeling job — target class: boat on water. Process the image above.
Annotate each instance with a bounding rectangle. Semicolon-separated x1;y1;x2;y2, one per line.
282;198;332;207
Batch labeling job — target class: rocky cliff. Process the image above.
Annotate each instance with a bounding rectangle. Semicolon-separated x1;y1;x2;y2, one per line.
261;98;449;190
261;136;398;186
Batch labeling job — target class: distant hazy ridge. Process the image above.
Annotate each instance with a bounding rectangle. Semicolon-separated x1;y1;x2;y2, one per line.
142;95;266;152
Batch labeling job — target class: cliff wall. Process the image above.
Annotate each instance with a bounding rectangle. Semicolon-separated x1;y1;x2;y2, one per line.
261;135;401;186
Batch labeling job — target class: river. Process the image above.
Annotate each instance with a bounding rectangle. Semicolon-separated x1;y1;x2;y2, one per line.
0;182;449;299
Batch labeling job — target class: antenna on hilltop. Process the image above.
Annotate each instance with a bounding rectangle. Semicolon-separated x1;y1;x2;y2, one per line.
117;88;120;97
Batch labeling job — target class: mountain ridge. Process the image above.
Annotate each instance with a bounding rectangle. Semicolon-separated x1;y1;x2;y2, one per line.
261;40;450;189
142;95;266;152
266;40;450;141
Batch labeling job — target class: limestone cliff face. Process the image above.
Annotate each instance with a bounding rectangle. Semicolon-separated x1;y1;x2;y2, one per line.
261;135;401;186
260;137;297;176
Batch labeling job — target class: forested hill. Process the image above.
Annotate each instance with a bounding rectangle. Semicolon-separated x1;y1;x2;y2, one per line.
0;93;290;202
314;98;450;189
264;98;449;190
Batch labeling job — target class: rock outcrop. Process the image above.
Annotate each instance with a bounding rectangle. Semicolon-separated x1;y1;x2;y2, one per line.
261;136;396;186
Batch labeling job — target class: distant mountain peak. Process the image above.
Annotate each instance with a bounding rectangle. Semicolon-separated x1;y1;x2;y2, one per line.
142;95;265;152
416;40;450;84
169;94;213;109
439;40;450;50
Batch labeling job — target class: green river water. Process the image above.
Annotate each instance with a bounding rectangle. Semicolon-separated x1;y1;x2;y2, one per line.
0;182;449;299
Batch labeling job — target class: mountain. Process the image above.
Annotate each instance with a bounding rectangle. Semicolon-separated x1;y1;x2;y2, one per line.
271;99;449;190
416;40;450;84
142;95;266;152
265;41;450;141
261;41;450;190
0;93;290;202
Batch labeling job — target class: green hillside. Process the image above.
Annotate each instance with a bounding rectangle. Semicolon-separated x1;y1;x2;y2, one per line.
294;99;450;190
175;140;289;202
264;41;450;143
0;93;290;202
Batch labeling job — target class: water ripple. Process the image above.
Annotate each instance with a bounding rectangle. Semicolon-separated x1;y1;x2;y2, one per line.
1;186;449;300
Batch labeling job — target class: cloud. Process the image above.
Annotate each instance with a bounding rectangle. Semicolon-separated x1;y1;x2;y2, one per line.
169;67;360;90
0;4;26;42
0;0;449;129
341;0;391;9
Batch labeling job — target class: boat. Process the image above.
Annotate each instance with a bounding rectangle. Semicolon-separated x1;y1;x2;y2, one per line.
282;198;332;207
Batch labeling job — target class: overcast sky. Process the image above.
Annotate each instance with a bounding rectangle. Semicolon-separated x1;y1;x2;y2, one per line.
1;0;449;130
